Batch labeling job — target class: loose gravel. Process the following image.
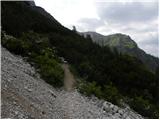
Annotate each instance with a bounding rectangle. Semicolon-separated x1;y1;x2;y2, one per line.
1;46;143;119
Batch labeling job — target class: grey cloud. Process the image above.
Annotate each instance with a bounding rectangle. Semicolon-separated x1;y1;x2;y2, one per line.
121;26;157;33
119;23;158;33
77;18;105;31
140;44;159;57
138;33;158;45
137;33;159;57
95;2;158;24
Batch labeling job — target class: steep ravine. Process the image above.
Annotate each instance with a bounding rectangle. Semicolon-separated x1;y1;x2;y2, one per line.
1;46;143;119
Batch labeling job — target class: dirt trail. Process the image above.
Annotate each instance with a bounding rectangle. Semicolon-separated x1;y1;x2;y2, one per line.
62;64;76;91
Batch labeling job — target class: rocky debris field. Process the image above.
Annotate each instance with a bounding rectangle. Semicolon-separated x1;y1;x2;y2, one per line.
1;46;143;119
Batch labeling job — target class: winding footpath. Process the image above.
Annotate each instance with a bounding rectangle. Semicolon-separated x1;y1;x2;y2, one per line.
1;46;143;119
62;64;76;92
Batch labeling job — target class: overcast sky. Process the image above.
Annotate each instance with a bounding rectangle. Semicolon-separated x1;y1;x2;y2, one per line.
35;0;159;57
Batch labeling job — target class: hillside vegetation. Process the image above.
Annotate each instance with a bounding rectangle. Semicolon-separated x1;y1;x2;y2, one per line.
1;1;159;118
81;32;159;73
2;31;64;87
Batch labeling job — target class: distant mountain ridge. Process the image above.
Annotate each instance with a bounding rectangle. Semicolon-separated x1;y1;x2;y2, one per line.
81;32;159;72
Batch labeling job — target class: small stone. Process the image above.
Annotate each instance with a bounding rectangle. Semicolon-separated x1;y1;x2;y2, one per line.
24;86;28;89
109;104;114;108
118;109;124;115
28;88;32;92
24;86;32;92
13;75;17;78
14;111;18;115
7;79;11;82
103;101;107;106
13;101;16;105
114;113;121;118
49;90;56;98
126;116;130;119
41;111;46;115
4;84;7;88
113;106;118;112
122;113;128;118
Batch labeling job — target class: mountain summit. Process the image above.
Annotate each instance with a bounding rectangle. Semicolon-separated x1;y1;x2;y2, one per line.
81;32;158;72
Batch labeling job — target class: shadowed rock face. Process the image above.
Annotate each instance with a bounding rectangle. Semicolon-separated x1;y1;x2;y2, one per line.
81;32;159;72
24;1;36;6
1;1;69;36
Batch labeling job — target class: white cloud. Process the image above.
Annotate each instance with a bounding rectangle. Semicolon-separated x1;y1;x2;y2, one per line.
34;0;159;57
35;0;99;26
95;2;158;24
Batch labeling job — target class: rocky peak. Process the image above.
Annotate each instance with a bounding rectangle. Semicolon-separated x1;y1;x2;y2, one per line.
81;32;137;49
24;1;35;6
105;33;138;49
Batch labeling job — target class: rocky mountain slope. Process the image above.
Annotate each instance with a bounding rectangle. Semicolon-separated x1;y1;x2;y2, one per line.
1;46;143;119
2;1;72;36
2;1;158;118
81;32;158;72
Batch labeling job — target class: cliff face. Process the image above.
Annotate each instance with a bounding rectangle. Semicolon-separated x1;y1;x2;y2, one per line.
24;1;36;6
1;1;69;36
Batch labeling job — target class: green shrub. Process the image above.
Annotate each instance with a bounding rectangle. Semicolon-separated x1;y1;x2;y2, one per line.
78;80;122;106
129;96;159;118
2;34;30;55
69;65;80;78
40;64;64;87
78;81;102;98
2;32;64;87
35;56;64;87
102;82;122;105
31;50;64;87
78;62;93;77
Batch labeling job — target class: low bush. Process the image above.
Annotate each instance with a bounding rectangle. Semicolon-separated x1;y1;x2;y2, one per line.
33;54;64;87
78;80;122;105
2;33;30;55
102;82;122;105
78;81;102;98
129;96;158;118
2;31;64;87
